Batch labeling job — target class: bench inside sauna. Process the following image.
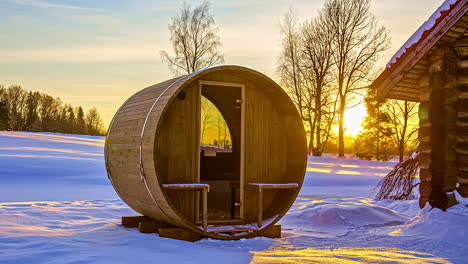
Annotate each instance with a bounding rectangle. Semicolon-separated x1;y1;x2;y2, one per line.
105;66;307;240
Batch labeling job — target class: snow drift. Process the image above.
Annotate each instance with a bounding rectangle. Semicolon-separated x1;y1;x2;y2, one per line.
0;131;467;263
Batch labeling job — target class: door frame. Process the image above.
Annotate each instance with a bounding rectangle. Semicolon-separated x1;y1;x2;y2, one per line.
197;80;245;220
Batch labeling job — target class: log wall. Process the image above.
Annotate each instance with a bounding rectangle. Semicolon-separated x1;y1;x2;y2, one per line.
455;35;468;197
418;34;468;208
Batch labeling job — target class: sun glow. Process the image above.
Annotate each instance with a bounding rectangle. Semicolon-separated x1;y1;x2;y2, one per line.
251;246;451;264
341;103;368;137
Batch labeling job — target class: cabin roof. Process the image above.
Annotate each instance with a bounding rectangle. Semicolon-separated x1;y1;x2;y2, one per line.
371;0;467;101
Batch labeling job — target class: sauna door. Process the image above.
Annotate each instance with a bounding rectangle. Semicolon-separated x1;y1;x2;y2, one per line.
198;80;244;222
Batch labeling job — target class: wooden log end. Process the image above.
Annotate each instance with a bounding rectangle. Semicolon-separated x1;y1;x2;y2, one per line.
259;224;281;239
419;196;429;209
457;184;468;198
139;220;166;234
419;180;432;197
419;169;432;181
121;216;150;228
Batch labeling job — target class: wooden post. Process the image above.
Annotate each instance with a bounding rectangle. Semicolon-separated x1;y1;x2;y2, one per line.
257;185;263;228
195;191;200;224
162;184;209;231
202;187;208;231
230;184;236;219
247;183;299;228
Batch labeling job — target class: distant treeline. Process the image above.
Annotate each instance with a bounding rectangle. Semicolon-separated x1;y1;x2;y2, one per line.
0;85;105;136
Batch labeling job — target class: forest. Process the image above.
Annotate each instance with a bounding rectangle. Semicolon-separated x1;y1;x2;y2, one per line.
0;0;421;160
0;85;105;136
160;0;420;162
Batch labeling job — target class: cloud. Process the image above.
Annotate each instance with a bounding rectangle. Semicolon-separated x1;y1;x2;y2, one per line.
5;0;99;11
0;43;169;63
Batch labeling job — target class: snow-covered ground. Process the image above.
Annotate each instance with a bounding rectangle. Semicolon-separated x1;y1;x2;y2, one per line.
0;131;467;263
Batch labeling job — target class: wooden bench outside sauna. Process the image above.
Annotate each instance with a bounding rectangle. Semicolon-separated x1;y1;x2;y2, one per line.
162;184;210;231
105;65;307;241
248;183;300;228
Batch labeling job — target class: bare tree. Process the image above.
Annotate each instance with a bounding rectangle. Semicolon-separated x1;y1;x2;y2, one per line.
374;154;419;200
300;14;336;156
39;94;56;131
222;119;228;148
85;107;104;136
278;10;315;153
200;97;214;145
216;114;222;148
6;85;27;130
24;91;41;131
386;100;418;162
278;9;337;156
322;0;390;156
0;85;104;135
161;1;224;75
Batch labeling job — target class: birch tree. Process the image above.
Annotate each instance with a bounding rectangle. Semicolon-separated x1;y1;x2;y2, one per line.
278;9;337;156
386;100;418;162
323;0;390;156
161;1;224;75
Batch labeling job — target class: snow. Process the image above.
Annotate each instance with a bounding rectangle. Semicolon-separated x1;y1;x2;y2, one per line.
387;0;459;68
0;131;117;202
0;131;467;263
281;197;410;238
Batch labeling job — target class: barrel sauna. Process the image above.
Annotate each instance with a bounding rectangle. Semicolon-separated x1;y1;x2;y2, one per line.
105;65;307;240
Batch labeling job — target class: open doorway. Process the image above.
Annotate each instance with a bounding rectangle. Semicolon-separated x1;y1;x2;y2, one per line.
198;81;244;224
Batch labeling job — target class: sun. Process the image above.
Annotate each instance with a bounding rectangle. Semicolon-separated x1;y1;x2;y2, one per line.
342;103;367;136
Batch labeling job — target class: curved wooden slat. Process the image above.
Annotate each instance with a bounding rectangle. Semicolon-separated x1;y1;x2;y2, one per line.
105;65;307;239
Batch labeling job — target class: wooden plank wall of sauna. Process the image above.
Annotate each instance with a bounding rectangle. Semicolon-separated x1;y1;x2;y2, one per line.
243;82;288;223
107;79;179;217
154;82;199;222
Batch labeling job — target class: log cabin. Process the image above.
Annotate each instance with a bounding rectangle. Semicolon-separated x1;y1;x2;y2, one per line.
371;0;468;209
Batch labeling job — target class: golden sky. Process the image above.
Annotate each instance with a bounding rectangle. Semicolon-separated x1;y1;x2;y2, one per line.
0;0;445;128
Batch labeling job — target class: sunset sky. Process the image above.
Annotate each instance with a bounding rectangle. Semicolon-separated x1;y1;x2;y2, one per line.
0;0;446;128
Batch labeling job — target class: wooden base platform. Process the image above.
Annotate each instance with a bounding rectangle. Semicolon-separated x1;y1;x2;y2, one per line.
121;216;282;241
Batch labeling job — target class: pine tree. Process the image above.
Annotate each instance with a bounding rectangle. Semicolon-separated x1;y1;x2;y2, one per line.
0;100;11;130
67;106;75;133
24;91;41;131
354;88;394;160
76;106;86;134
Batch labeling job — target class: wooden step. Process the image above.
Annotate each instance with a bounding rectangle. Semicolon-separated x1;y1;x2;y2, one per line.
209;228;256;235
196;218;244;225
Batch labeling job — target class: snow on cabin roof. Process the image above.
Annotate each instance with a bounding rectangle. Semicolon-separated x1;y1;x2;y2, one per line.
386;0;460;69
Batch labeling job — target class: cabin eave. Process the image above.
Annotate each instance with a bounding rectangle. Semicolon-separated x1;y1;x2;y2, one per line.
372;2;468;101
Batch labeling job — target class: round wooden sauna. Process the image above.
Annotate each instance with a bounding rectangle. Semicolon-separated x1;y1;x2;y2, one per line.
105;65;307;240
